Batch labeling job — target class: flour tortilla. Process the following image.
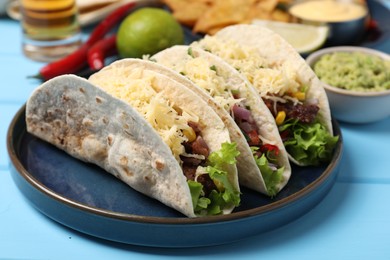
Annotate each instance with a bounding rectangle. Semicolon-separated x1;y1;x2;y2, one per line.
26;73;238;217
151;45;291;195
88;59;240;213
194;24;334;165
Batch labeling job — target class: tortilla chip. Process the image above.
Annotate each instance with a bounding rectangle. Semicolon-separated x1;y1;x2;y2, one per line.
174;2;210;26
193;0;256;34
163;0;211;27
256;0;279;12
205;25;226;35
271;9;291;22
164;0;295;34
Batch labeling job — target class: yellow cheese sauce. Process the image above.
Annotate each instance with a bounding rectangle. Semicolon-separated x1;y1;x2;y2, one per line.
289;0;367;22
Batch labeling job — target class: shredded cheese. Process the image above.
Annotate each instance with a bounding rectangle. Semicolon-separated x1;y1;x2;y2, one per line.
195;37;303;102
160;55;241;111
94;68;199;162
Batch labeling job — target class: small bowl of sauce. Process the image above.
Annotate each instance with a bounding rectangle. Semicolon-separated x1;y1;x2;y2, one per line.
289;0;369;46
306;46;390;124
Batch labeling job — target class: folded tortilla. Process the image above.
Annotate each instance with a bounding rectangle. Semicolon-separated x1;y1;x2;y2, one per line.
26;70;240;217
193;24;339;166
151;45;291;196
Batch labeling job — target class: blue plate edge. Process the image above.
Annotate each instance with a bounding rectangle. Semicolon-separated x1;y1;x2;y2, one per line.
6;104;343;247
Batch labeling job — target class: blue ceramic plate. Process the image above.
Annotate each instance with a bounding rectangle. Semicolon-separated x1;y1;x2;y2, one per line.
7;105;343;247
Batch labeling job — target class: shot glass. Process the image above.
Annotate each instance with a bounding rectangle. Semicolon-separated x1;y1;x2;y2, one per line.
21;0;82;62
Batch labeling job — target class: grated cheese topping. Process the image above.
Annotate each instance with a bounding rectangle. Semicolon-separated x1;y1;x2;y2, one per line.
195;36;303;101
95;68;199;162
162;55;241;111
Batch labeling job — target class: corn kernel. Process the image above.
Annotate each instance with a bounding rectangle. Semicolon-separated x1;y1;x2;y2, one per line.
275;111;286;125
183;127;196;142
294;91;306;101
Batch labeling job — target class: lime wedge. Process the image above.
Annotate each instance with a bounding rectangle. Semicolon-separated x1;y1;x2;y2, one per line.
252;20;329;54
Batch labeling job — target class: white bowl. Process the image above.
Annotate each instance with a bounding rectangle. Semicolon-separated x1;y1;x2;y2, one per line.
289;0;369;46
306;46;390;124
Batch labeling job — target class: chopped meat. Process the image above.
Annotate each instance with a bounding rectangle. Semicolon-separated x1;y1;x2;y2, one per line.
181;126;214;196
263;98;319;124
247;130;261;146
183;165;196;181
288;103;319;124
232;104;262;146
190;136;209;157
197;174;217;197
180;156;203;166
188;121;202;134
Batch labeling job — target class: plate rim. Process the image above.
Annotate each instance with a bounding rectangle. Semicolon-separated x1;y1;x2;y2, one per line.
7;104;344;226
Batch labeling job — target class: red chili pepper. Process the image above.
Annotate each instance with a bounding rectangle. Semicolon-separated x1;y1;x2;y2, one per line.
33;2;137;81
87;34;117;70
34;45;89;80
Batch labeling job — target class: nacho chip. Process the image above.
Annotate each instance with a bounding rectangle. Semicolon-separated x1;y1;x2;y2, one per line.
271;9;291;22
256;0;279;12
244;0;291;23
163;0;211;27
163;0;294;35
193;0;256;34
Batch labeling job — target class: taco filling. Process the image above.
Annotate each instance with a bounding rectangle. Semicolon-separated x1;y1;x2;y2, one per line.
231;102;284;196
156;48;285;196
195;37;338;166
93;68;240;215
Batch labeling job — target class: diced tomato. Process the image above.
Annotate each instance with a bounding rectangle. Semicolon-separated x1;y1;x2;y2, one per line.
247;130;261;146
260;144;280;156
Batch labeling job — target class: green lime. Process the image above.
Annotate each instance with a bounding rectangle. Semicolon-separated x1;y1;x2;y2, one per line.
116;7;184;58
252;20;329;54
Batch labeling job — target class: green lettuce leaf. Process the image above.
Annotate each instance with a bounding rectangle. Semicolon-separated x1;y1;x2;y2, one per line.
251;148;285;197
187;142;241;216
188;180;208;211
279;119;339;166
207;142;240;168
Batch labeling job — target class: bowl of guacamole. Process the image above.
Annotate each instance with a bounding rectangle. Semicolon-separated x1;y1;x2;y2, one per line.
306;46;390;124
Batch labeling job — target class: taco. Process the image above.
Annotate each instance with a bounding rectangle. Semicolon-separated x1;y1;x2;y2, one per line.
150;46;291;196
26;72;241;218
193;24;339;166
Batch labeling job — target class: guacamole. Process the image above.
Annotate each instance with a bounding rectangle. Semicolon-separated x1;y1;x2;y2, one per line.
313;51;390;92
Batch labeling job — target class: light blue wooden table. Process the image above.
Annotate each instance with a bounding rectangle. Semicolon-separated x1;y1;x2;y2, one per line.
1;1;390;259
